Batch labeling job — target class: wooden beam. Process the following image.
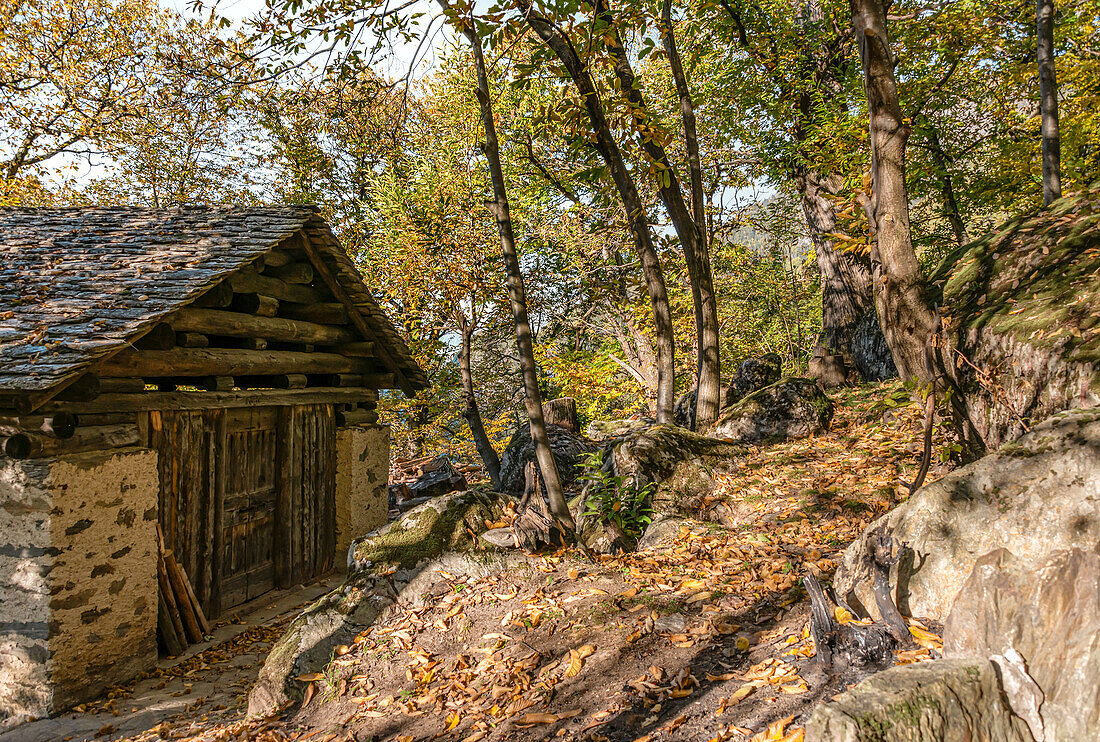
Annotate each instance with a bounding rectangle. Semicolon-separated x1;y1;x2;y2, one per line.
176;333;209;348
332;341;374;357
0;413;78;439
39;386;379;413
2;424;140;459
97;347;373;378
99;378;146;394
262;249;295;268
229;269;320;305
235;374;307;389
265;262;314;284
169;308;357;346
279;302;349;325
192;281;233;308
135;324;177;350
299;234;416;396
229;293;278;317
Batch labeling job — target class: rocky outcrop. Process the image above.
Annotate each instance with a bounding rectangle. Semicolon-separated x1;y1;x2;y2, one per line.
709;378;833;445
725;353;783;406
833;406;1100;623
249;489;511;717
944;548;1100;740
930;188;1100;448
806;658;1032;742
674;390;697;430
348;489;508;572
586;418;654;441
594;424;743;517
852;310;897;382
498;424;597;494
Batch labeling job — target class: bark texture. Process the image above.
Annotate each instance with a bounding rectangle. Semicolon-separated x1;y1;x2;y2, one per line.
458;318;502;490
1037;0;1061;205
518;0;677;423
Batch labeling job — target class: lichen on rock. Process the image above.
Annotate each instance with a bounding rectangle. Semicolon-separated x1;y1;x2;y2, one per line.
709;377;834;445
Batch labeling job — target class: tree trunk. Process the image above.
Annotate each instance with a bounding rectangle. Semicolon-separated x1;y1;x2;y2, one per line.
922;122;968;246
851;0;935;382
441;3;575;530
852;0;986;460
660;0;722;429
1037;0;1061;204
458;319;502;490
518;0;677;424
794;168;874;365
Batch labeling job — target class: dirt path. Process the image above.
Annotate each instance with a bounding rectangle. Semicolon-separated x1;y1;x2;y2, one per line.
0;580;337;742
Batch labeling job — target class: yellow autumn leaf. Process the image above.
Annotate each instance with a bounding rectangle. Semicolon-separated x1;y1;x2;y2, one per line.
909;626;943;650
833;606;854;624
445;711;461;730
295;673;325;682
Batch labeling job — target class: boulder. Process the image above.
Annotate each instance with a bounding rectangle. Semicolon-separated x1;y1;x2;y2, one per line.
709;377;833;445
348;488;509;572
806;658;1032;742
944;548;1100;740
725;353;783;407
247;572;397;718
852;309;898;382
595;424;742;517
833;406;1100;623
929;188;1100;447
674;390;697;430
406;456;467;499
586;418;654;441
248;490;511;717
497;424;598;495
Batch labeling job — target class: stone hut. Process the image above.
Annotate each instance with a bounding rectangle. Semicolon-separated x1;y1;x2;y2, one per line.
0;207;427;723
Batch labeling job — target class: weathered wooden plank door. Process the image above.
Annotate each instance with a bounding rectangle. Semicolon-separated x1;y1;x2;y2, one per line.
274;404;336;588
148;403;336;619
218;407;278;610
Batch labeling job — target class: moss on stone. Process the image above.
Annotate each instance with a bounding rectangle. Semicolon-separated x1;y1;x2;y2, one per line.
349;489;507;571
929;187;1100;369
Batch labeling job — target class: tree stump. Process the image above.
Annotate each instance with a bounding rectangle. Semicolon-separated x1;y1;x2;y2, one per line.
542;397;579;432
511;461;559;550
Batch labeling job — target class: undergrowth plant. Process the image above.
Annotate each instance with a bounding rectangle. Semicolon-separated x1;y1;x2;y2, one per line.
577;450;655;539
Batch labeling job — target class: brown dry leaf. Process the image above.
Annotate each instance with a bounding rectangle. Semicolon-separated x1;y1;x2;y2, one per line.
517;709;581;726
664;715;688;732
780;681;809;694
705;671;737;682
296;673;325;682
302;682;316;707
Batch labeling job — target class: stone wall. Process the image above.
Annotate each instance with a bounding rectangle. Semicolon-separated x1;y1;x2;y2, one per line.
0;447;159;724
334;425;389;569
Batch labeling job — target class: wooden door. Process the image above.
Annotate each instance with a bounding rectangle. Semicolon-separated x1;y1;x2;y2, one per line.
148;403;336;618
218;408;278;609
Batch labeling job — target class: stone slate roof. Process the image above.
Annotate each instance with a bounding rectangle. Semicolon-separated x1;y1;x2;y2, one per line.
0;206;427;395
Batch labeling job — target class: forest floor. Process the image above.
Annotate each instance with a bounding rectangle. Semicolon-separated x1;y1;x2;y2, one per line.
35;380;948;742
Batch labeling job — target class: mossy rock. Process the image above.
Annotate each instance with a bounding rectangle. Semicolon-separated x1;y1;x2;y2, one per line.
709;377;834;445
348;488;509;573
927;187;1100;446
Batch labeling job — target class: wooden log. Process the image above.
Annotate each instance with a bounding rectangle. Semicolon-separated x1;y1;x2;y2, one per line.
362;373;396;389
300;235;415;395
542;397;578;433
235;374;308;389
229;269;320;305
228;293;279;317
201;376;235;392
156;534;188;650
306;373;364;387
158;590;186;657
265;262;314;284
99;378;147;394
279;302;349;325
97;347;373;379
336;408;378;427
43;387;377;414
0;413;78;440
262;249;295;268
164;551;203;644
170;308;356;346
135;323;177;350
176;562;211;635
2;424;140;459
333;341;374;357
53;373;100;403
192;281;233;308
176;332;210;348
75;413;136;426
